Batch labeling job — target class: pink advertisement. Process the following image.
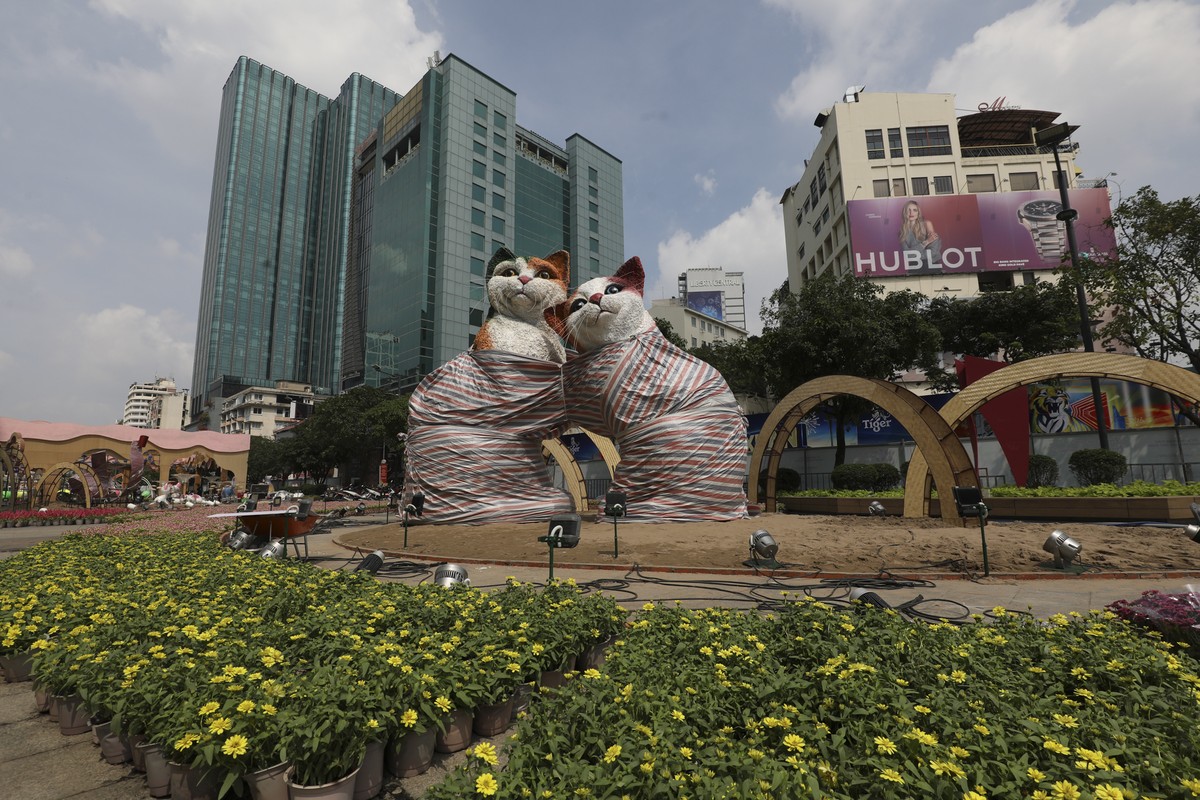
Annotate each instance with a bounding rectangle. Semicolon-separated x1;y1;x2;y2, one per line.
847;188;1117;278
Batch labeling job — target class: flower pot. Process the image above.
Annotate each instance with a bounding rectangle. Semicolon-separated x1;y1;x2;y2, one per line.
435;708;474;753
138;742;171;798
0;650;34;682
538;667;566;690
511;682;535;718
91;718;112;746
57;694;91;735
33;686;50;713
168;760;222;800
353;740;385;800
580;635;617;670
100;732;132;765
473;696;514;738
243;760;291;800
47;694;60;722
287;765;360;800
386;727;436;778
128;733;148;771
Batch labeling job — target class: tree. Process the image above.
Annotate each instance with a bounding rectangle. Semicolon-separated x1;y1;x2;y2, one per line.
691;337;771;400
653;317;690;350
757;274;942;464
1079;186;1200;372
289;386;408;486
921;279;1082;389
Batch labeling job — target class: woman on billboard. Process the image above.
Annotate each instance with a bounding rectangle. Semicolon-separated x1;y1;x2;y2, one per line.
898;199;942;268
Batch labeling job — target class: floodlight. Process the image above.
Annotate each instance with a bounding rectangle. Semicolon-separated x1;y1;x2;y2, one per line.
1043;530;1082;569
355;550;385;574
605;491;626;518
1191;502;1200;525
412;491;425;517
226;529;254;550
434;563;470;588
548;514;582;548
953;485;991;577
296;498;312;520
259;539;288;560
867;500;887;517
848;587;892;609
243;498;258;512
749;530;778;561
1185;523;1200;543
355;502;366;516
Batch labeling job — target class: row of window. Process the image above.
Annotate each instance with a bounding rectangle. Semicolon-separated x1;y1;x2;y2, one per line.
871;171;1057;197
865;125;952;160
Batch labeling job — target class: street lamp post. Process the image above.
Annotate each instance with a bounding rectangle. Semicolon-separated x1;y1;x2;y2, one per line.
1032;122;1110;450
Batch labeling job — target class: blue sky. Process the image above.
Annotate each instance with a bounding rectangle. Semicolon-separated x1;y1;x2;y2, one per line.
1;0;1197;425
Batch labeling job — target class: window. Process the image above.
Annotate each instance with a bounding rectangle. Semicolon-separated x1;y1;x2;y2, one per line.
906;125;952;157
493;132;505;147
493;111;507;130
888;128;903;158
472;160;486;179
978;272;1013;292
471;232;485;250
588;186;598;198
470;257;485;276
471;207;485;227
588;166;598;182
690;317;696;328
691;337;698;347
589;201;598;214
1052;169;1068;190
470;284;484;302
474;100;488;119
492;192;505;210
865;129;885;160
492;169;506;189
1009;172;1039;191
492;150;506;166
933;175;954;194
911;177;929;195
821;206;830;224
491;216;505;235
471;183;486;203
809;179;819;208
589;237;599;252
589;217;599;233
473;140;486;156
892;178;907;197
818;164;827;195
797;243;805;260
966;174;997;193
474;122;487;138
469;308;484;326
873;179;890;198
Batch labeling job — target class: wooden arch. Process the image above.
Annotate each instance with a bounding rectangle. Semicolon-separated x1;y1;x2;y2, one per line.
0;446;15;510
33;462;102;508
904;352;1200;516
749;375;978;523
540;427;622;512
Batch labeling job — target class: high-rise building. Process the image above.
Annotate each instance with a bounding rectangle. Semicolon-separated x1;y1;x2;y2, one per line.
191;54;623;425
340;55;623;393
780;90;1116;298
121;378;185;428
673;268;746;330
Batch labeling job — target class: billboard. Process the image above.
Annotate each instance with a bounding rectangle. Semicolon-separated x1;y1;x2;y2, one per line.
848;188;1117;278
686;291;724;321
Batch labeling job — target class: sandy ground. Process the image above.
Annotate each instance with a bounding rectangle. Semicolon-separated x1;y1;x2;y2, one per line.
334;511;1200;577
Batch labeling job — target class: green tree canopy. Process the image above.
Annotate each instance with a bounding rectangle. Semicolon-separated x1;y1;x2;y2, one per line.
653;317;689;350
690;337;771;400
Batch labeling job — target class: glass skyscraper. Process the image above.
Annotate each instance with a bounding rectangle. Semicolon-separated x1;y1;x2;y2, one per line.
191;55;623;425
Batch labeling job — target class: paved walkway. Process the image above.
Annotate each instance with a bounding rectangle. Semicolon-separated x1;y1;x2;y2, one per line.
2;515;1197;798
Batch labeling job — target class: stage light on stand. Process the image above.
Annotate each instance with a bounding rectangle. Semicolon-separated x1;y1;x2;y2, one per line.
226;529;254;550
1043;530;1082;570
952;486;991;577
539;513;582;580
1185;523;1200;543
259;539;288;560
605;490;626;559
355;502;366;516
745;529;783;570
848;586;892;609
867;500;887;517
434;563;470;588
355;550;385;574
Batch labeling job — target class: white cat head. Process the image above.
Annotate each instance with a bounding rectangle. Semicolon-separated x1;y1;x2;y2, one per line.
560;256;655;352
484;247;569;322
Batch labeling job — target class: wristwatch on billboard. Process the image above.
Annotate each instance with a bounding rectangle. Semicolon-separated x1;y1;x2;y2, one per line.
1017;198;1068;259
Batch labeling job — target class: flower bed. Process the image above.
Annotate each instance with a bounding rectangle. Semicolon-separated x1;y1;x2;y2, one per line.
0;506;130;528
1108;590;1200;649
431;601;1200;799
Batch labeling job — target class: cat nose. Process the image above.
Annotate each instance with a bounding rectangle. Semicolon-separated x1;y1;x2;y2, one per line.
518;275;531;285
589;293;603;304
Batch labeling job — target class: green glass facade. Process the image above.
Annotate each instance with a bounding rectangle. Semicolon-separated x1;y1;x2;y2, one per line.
193;55;623;423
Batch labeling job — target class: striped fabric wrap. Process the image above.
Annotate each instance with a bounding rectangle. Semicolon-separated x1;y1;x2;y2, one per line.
563;329;748;522
404;351;573;524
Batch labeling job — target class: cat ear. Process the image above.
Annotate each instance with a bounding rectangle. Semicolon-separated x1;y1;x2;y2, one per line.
614;257;645;294
486;247;516;276
542;250;570;284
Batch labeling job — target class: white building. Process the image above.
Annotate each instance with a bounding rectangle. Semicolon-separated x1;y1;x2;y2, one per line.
219;380;316;438
650;297;748;350
675;267;747;331
780;90;1116;299
149;391;189;430
121;378;186;428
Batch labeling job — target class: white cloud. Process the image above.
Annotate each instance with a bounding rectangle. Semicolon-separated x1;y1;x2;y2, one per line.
694;170;718;196
0;242;34;277
655;189;786;335
83;0;443;163
928;0;1200;200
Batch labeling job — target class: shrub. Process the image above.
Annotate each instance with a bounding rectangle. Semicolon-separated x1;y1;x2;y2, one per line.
831;463;900;492
775;467;801;493
1068;448;1128;486
1026;454;1059;488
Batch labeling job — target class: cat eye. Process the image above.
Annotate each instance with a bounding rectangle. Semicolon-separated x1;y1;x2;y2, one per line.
536;270;551;279
570;298;587;312
604;284;622;295
497;268;517;277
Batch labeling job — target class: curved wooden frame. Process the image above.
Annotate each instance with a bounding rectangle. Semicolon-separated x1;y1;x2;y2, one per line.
541;427;622;512
0;446;15;508
749;375;979;523
904;353;1200;516
33;462;102;508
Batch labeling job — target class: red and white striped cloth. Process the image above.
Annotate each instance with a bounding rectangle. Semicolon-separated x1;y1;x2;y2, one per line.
563;330;748;522
403;351;573;524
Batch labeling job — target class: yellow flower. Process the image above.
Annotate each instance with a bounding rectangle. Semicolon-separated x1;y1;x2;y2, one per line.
1093;787;1124;800
1050;780;1080;800
173;733;200;751
782;733;806;752
931;760;966;779
671;709;685;722
973;724;990;736
434;696;453;713
475;772;499;796
473;742;498;766
198;702;220;716
401;709;418;727
583;668;601;679
236;700;255;714
221;734;249;757
874;736;897;755
1182;778;1200;795
1028;767;1046;782
1043;738;1070;755
209;717;232;734
880;768;904;784
1051;713;1078;728
603;745;621;763
963;792;987;800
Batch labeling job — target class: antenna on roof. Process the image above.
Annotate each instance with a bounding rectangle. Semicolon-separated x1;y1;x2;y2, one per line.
843;84;866;103
426;50;442;70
